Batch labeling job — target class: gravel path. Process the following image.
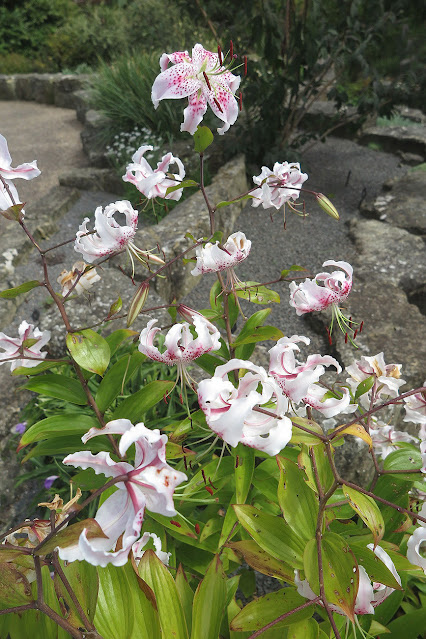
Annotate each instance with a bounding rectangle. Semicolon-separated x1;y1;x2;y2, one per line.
184;137;407;352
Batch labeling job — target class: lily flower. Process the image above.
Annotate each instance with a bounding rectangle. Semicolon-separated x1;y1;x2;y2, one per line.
132;532;171;566
139;315;220;391
295;543;401;617
268;335;353;417
151;43;241;135
369;421;417;459
404;385;426;430
191;231;251;277
58;420;187;567
0;133;40;213
407;503;426;574
346;353;405;409
74;200;164;273
251;162;308;210
197;359;291;455
289;260;355;342
57;261;100;297
123;145;185;200
0;320;50;371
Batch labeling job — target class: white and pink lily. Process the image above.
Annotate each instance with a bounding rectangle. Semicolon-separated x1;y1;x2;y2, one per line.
251;162;308;210
369;420;417;459
268;336;352;418
139;315;220;389
197;359;291;456
151;43;241;135
123;145;185;200
346;353;405;409
74;200;163;272
191;231;251;278
289;260;353;316
0;133;40;213
0;320;50;371
295;543;401;617
407;503;426;574
404;385;426;431
58;420;187;567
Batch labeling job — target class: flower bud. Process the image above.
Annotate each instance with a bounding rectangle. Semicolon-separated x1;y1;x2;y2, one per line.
316;193;339;220
127;281;149;327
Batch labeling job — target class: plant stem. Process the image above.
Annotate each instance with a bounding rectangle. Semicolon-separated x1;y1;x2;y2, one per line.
247;597;320;638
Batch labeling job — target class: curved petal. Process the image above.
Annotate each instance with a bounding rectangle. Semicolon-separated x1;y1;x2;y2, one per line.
63;451;133;482
151;63;200;108
181;91;208;135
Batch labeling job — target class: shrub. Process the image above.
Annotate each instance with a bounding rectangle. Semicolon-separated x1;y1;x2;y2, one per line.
89;52;183;141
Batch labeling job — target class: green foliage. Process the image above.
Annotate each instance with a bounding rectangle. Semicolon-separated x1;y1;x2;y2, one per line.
89;52;183;140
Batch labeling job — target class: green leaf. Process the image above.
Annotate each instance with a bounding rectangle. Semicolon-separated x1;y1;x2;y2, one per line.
386;604;426;638
18;414;98;448
35;519;107;556
234;444;255;503
280;265;307;279
233;505;305;568
12;360;67;376
195;353;225;376
138;549;189;639
349;543;402;590
277;456;319;541
20;433;114;462
0;280;40;299
111;379;175;422
72;467;109;490
298;444;335;494
368;620;391;635
193;125;214;152
304;532;359;621
191;555;227;639
354;375;375;399
374;475;409;544
20;374;88;405
228;540;295;583
287;618;319;639
95;562;159;639
105;328;138;356
343;486;385;546
66;329;110;376
166;179;198;196
233;309;282;347
233;325;283;346
290;417;324;445
218;495;238;549
57;559;99;625
235;282;280;304
215;195;253;209
383;447;423;480
96;351;146;412
0;563;33;610
175;565;194;634
230;588;314;632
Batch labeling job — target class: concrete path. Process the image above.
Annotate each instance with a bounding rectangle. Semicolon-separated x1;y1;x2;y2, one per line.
0;100;88;209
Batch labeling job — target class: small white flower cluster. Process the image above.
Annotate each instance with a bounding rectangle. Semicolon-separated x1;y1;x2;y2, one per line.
105;126;164;167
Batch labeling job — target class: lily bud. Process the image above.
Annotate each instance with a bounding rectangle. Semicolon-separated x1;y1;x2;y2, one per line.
316;193;339;220
127;281;149;327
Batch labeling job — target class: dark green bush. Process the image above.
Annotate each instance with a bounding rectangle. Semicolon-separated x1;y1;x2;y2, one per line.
89;52;184;140
0;0;77;57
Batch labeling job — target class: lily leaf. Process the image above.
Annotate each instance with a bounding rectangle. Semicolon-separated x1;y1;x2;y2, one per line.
0;280;41;298
193;125;214;153
66;329;110;376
